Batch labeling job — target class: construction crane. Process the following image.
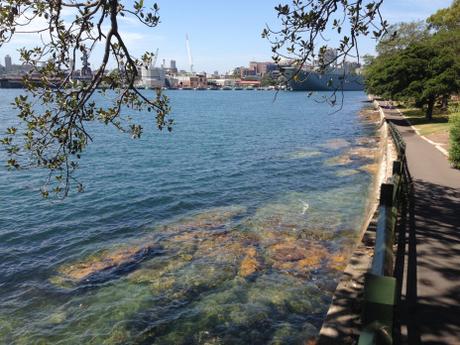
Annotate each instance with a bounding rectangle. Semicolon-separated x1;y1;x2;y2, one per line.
185;34;194;74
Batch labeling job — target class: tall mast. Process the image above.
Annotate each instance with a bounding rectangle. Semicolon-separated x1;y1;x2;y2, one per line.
186;34;194;74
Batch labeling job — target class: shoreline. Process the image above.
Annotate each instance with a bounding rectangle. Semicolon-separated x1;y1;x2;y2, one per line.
317;99;397;344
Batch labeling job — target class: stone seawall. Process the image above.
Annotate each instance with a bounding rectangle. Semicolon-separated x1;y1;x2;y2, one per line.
317;100;397;344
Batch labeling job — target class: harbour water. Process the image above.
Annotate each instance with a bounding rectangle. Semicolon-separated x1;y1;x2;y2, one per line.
0;90;380;344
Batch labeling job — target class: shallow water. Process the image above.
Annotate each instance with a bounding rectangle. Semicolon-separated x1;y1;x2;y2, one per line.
0;90;378;344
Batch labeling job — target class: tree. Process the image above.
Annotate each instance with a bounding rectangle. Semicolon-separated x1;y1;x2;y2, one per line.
365;41;460;120
364;0;460;119
0;1;173;198
427;0;460;31
375;21;430;56
362;54;375;66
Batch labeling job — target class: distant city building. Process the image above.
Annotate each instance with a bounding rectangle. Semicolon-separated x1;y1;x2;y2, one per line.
168;60;178;74
211;78;237;87
235;61;279;79
238;79;261;87
249;61;277;75
5;55;12;72
175;73;207;88
141;65;166;88
1;55;33;76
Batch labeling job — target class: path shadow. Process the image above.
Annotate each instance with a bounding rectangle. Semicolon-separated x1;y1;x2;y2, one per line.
398;180;460;344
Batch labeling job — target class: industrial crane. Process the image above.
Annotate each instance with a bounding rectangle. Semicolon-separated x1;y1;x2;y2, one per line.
186;34;194;74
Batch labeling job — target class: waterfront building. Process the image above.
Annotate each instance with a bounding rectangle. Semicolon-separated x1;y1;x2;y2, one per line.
1;56;33;76
175;73;207;88
235;61;280;79
233;66;253;78
141;66;166;89
248;61;278;76
238;79;261;88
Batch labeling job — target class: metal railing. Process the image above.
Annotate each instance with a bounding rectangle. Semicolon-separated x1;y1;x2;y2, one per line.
358;121;412;345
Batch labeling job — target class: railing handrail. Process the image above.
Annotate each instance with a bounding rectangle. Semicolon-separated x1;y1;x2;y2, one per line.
358;119;412;345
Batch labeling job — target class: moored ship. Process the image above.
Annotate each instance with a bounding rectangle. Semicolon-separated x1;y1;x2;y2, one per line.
283;67;364;91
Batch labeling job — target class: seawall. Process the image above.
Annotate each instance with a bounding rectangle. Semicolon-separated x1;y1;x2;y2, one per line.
317;99;397;344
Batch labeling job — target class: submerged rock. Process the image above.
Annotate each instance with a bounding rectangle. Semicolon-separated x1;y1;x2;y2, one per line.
324;155;353;166
51;206;247;288
45;199;360;344
53;243;159;285
269;321;318;345
320;138;350;150
328;253;348;271
359;162;379;174
238;247;262;277
267;240;329;277
325;145;379;169
355;136;380;147
347;147;378;160
336;169;360;177
286;149;322;160
158;206;247;236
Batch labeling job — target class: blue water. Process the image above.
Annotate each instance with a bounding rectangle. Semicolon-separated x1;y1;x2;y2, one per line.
0;90;377;344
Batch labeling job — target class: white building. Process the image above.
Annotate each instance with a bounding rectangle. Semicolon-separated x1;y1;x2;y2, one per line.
140;65;166;89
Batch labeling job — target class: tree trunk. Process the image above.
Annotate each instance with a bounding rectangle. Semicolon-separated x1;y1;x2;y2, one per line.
426;98;435;121
441;95;449;110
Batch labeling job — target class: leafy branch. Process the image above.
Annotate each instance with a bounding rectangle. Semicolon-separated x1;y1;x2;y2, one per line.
0;0;173;198
264;0;389;105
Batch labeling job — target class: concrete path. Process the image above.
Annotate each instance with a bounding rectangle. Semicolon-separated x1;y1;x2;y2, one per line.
380;103;460;345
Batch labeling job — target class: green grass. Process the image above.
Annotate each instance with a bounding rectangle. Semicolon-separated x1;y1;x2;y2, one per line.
399;108;451;136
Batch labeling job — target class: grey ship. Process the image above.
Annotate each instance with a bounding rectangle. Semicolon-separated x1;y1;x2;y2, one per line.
283;66;364;91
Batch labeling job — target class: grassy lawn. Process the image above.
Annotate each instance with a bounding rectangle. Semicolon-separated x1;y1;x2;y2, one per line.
398;108;451;136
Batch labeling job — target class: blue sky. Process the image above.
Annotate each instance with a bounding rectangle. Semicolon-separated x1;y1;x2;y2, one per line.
0;0;453;73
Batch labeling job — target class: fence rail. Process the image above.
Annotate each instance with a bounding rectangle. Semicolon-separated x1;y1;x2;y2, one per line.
358;120;412;345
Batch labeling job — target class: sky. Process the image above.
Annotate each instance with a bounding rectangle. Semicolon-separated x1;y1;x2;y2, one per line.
0;0;454;74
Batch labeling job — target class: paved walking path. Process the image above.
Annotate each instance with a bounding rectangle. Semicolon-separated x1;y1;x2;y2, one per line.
380;103;460;345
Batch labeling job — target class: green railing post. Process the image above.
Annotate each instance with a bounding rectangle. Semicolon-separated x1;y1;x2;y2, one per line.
360;274;397;345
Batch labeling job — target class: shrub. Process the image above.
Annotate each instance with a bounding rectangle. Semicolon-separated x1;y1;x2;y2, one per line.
449;113;460;169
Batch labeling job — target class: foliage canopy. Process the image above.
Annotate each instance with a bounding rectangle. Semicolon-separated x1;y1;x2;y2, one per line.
364;1;460;120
